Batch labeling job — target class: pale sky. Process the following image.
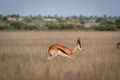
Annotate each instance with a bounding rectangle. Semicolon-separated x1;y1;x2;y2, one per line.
0;0;120;16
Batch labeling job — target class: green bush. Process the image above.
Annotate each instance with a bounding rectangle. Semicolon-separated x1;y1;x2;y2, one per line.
0;25;14;30
115;18;120;29
60;23;79;29
46;23;61;30
24;25;39;30
93;20;118;31
94;25;117;31
10;21;26;29
9;21;40;30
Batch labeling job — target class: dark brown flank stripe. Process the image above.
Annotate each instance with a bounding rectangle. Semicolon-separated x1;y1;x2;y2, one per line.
58;48;71;56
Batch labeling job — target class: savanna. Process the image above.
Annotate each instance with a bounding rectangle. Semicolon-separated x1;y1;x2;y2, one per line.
0;31;120;80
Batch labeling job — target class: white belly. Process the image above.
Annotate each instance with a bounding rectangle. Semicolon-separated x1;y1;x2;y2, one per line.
57;50;69;57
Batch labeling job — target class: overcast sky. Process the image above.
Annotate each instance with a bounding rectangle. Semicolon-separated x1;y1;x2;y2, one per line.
0;0;120;16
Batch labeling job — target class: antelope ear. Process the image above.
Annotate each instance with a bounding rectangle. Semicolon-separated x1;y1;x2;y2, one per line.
77;38;80;44
77;37;81;47
77;37;80;41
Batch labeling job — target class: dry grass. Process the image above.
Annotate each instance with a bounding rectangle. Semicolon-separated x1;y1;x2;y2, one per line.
0;31;120;80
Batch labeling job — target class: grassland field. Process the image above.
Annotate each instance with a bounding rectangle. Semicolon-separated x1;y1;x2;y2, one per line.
0;31;120;80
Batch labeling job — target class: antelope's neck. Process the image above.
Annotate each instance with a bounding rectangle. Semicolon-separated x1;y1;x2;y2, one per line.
71;46;78;54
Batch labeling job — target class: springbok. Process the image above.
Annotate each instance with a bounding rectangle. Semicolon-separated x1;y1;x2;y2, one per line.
47;38;84;62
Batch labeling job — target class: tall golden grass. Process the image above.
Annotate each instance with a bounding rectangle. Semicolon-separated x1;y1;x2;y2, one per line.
0;31;120;80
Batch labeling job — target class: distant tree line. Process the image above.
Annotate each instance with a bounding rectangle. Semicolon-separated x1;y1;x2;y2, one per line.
0;14;120;31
